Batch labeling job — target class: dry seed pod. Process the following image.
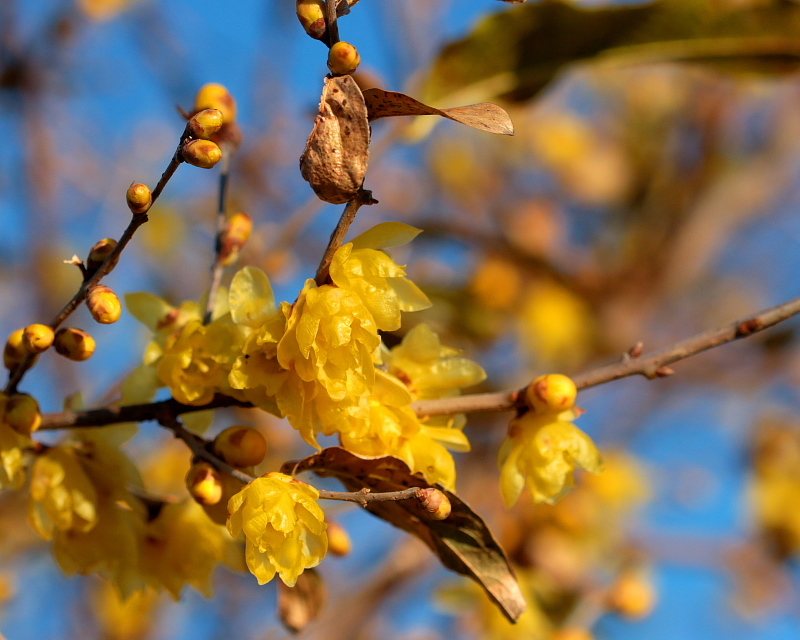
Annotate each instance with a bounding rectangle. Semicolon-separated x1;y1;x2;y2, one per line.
22;324;54;354
327;41;361;76
182;139;223;169
86;238;118;275
188;108;224;140
417;487;451;520
296;0;327;40
3;329;28;370
213;426;267;468
300;75;370;204
186;462;224;506
86;285;122;324
126;183;152;215
5;393;41;435
53;328;96;361
194;83;237;125
219;212;252;267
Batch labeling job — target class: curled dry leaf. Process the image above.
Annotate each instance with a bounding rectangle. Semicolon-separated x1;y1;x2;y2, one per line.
363;88;514;136
278;568;326;634
281;447;526;623
300;75;371;204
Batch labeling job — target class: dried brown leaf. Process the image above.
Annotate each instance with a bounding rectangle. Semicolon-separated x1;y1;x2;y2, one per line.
300;75;370;204
278;568;326;634
363;88;514;136
281;447;526;622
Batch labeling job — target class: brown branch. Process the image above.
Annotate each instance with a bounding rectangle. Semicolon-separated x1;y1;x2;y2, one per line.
4;149;184;394
314;188;377;286
317;487;422;505
325;0;340;46
203;155;232;325
412;293;800;416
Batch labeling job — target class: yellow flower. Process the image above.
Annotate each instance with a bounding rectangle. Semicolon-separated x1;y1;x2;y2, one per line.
0;392;30;489
157;317;244;405
29;446;98;539
329;222;431;331
499;409;601;506
227;472;327;587
142;500;244;599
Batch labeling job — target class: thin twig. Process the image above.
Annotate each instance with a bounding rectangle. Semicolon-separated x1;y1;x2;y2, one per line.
5;149;184;394
325;0;340;46
412;292;800;416
203;154;232;324
314;188;377;286
317;487;422;505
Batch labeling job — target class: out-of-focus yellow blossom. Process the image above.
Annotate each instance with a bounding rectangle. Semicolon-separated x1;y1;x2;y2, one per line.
92;584;160;640
499;408;601;507
157;317;244;405
0;392;31;489
329;222;431;331
79;0;136;22
142;500;244;599
228;472;327;587
29;446;98;539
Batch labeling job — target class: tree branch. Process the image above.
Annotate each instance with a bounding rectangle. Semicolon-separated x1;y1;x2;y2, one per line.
203;154;232;325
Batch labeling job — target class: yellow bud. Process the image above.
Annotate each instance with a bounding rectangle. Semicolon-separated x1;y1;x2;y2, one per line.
326;520;352;557
296;0;327;40
418;488;451;520
213;426;267;468
5;393;41;435
526;373;577;413
126;183;152;215
194;83;237;126
86;238;119;275
188;108;224;140
607;571;656;619
22;324;54;354
186;462;223;506
327;41;361;76
86;285;122;324
4;329;28;370
181;139;223;169
202;471;244;525
219;212;253;267
54;328;96;361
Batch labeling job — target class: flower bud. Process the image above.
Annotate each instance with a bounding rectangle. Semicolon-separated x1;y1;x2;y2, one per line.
327;41;361;76
607;571;656;619
22;324;54;354
418;488;451;520
203;471;244;525
5;393;41;435
213;426;267;468
86;238;118;276
526;374;577;413
186;462;223;506
326;520;352;557
194;83;237;126
54;328;96;361
86;285;122;324
181;139;223;169
187;108;224;140
126;183;152;216
219;212;252;267
4;329;28;370
296;0;327;40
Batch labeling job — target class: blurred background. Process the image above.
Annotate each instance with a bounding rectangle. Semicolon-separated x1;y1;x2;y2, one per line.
4;0;800;638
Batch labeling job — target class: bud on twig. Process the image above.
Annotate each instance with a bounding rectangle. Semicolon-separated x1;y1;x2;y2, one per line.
126;183;152;216
86;285;122;324
327;41;361;75
22;324;54;354
194;83;237;126
186;462;224;506
213;425;268;468
525;373;577;413
181;139;223;169
3;329;28;370
187;108;224;140
220;212;252;267
53;328;96;361
296;0;327;40
86;238;119;276
417;488;451;520
5;393;41;435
